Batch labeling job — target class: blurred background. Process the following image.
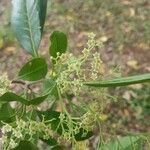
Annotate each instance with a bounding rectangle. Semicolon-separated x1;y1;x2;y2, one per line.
0;0;150;137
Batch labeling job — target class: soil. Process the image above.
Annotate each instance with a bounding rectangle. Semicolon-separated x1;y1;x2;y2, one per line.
0;0;150;148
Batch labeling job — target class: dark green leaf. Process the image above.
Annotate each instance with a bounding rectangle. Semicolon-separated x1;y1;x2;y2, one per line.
29;94;49;105
0;92;29;105
37;0;48;33
11;0;41;56
42;79;58;99
75;128;93;141
18;58;48;81
49;31;67;60
14;141;38;150
37;110;62;134
84;73;150;88
0;103;15;123
0;92;50;106
103;136;142;150
40;138;58;147
51;145;64;150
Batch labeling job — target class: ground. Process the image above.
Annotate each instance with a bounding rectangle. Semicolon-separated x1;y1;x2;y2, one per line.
0;0;150;147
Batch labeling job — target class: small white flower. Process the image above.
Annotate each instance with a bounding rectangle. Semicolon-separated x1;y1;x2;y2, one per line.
1;135;7;144
9;139;17;149
88;32;96;39
1;124;12;134
13;130;23;138
16;120;26;129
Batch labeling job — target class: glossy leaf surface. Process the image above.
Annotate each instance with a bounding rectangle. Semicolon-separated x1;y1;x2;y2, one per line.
49;31;67;60
18;58;48;81
37;0;48;33
29;94;49;105
11;0;41;56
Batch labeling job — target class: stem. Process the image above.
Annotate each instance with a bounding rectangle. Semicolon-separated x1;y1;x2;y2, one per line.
11;79;46;91
57;87;76;143
11;80;32;91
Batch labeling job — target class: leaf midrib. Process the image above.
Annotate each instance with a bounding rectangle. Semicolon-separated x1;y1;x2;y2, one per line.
24;0;37;56
19;64;47;79
84;73;150;87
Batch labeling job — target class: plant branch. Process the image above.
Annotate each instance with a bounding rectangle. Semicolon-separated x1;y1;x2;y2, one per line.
11;80;32;91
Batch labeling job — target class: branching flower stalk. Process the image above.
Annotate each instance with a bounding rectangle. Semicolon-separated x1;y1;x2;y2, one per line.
0;0;149;149
47;33;109;148
52;33;105;96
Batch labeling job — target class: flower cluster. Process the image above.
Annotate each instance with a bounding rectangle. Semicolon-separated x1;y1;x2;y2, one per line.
79;101;103;129
52;33;105;95
0;73;11;96
57;112;90;143
0;119;54;150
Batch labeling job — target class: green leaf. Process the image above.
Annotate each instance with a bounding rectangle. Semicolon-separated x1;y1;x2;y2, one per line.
11;0;41;56
40;137;64;150
74;128;93;141
42;79;58;99
103;136;142;150
29;94;49;105
40;137;58;147
51;146;64;150
49;31;67;60
0;92;29;105
14;140;38;150
0;92;50;106
18;58;48;81
37;0;48;33
37;110;62;134
0;103;15;123
84;73;150;88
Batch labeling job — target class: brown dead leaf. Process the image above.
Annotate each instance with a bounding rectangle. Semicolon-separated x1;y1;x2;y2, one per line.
100;36;108;42
129;8;135;17
122;0;131;5
124;109;130;117
138;43;149;50
123;91;131;101
4;46;16;54
100;114;108;121
127;59;138;70
129;84;143;90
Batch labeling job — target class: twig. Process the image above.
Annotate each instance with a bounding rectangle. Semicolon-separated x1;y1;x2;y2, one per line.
11;80;26;85
11;80;32;91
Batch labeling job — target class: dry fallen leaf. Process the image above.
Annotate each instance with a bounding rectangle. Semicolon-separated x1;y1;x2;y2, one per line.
122;0;131;5
4;46;16;54
123;91;131;101
127;59;138;69
100;114;108;121
129;84;143;90
129;8;135;17
100;36;108;42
